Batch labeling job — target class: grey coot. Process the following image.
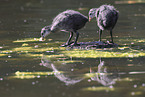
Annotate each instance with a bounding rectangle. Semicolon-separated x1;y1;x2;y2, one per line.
40;10;88;46
89;5;119;43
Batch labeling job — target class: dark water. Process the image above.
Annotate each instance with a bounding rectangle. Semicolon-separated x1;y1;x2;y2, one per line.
0;0;145;97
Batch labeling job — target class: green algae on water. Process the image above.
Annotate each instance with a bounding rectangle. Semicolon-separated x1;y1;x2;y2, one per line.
13;38;41;43
13;38;52;43
9;71;62;79
82;86;115;91
84;72;112;78
0;54;8;57
1;38;145;59
61;48;145;58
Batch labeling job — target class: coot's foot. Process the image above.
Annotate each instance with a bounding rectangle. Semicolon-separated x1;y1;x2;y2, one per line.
69;43;80;47
107;41;114;44
60;41;74;47
60;44;68;47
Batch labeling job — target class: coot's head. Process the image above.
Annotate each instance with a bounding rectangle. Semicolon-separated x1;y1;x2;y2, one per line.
88;8;97;21
41;26;51;40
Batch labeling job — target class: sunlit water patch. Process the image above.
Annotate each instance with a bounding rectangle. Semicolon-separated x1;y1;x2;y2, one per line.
82;86;115;92
61;47;145;58
115;0;145;4
13;38;52;43
9;71;62;79
0;37;145;60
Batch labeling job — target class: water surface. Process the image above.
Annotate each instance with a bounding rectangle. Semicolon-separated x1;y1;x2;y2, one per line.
0;0;145;97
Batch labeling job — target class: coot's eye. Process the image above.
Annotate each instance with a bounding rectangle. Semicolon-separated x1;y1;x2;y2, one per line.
41;32;44;36
41;30;45;36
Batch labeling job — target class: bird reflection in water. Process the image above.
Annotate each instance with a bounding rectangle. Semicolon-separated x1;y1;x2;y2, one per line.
89;59;119;86
40;56;84;85
40;56;119;86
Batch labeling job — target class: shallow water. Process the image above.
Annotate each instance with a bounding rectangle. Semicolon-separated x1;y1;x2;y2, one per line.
0;0;145;97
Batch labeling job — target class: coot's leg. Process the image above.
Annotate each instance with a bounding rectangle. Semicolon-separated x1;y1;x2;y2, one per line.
61;32;73;47
66;32;73;45
110;30;114;43
99;29;102;42
73;31;79;46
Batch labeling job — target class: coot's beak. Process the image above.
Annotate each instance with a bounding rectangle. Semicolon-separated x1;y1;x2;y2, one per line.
42;36;45;39
89;17;92;22
39;36;45;41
